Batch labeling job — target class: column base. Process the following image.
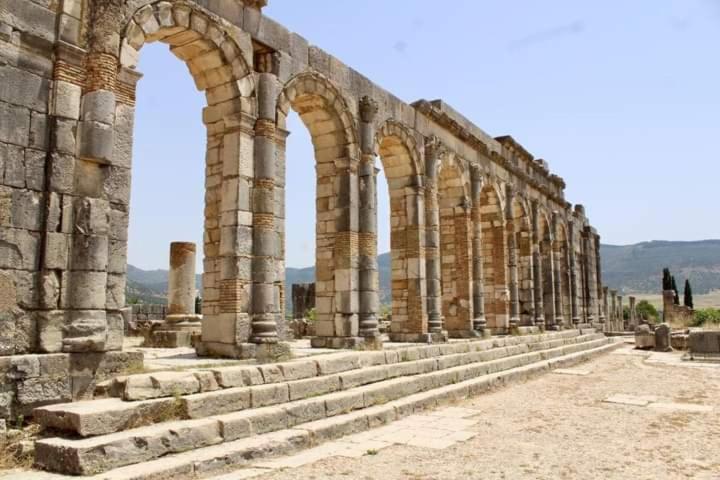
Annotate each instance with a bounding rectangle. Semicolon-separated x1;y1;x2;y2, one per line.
311;336;383;350
145;319;202;348
195;341;292;361
388;331;448;343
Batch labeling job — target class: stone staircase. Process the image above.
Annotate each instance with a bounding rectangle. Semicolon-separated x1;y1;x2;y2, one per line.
31;330;622;479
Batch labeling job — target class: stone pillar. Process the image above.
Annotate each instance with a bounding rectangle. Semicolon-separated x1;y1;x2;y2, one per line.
610;289;617;331
595;233;605;324
551;212;564;329
582;228;595;324
63;51;120;353
424;137;444;335
151;243;201;347
358;96;381;342
568;220;580;326
602;287;609;332
250;57;280;347
531;201;545;329
617;295;624;331
506;186;520;330
470;166;487;334
629;296;637;330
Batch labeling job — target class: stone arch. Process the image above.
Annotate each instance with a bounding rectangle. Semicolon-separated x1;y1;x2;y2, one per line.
479;181;508;331
437;155;473;336
508;195;534;326
537;208;555;324
63;2;257;352
556;221;572;326
275;72;361;342
375;120;427;338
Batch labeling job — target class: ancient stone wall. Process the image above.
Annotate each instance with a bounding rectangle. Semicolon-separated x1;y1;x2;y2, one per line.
0;0;605;419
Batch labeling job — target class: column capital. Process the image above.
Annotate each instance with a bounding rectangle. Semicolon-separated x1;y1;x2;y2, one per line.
425;135;446;176
359;96;379;123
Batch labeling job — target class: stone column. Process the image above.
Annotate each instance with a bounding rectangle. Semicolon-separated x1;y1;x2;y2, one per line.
63;51;120;353
595;233;605;324
602;287;609;332
629;296;637;330
424;137;444;335
551;212;564;329
358;96;381;341
506;186;520;330
582;228;595;324
250;56;280;346
470;166;487;334
617;295;624;330
568;220;580;326
531;201;545;329
610;289;617;331
152;242;201;347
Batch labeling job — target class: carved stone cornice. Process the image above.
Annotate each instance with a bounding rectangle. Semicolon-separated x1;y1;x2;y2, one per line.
244;0;269;10
412;99;568;205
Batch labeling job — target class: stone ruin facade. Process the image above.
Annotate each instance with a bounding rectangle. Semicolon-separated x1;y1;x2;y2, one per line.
0;0;607;420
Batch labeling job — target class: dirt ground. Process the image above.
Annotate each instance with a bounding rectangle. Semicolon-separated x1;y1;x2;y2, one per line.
252;345;720;480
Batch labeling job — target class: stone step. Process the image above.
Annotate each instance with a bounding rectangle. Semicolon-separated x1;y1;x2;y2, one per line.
34;336;612;475
55;340;622;480
104;329;584;402
34;332;598;437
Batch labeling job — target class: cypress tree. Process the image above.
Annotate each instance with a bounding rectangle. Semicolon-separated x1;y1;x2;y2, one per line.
662;268;672;291
671;276;679;305
684;279;694;309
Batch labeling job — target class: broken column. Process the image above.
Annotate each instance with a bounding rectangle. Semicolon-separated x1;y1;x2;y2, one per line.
628;296;637;330
150;242;201;347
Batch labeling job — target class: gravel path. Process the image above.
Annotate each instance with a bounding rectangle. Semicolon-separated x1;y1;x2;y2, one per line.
249;345;720;480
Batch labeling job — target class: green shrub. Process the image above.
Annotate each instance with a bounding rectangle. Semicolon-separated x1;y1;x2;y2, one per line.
692;308;720;327
636;300;659;323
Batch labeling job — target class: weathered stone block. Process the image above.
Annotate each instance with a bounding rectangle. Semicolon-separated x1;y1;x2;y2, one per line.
182;387;251;419
0;64;50;112
78;120;114;164
287;375;341;401
37;310;66;353
81;90;116;124
54;81;82;120
0;103;30;146
62;310;107;352
0;0;57;43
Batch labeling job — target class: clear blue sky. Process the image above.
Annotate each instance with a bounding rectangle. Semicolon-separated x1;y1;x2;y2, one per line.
128;0;720;271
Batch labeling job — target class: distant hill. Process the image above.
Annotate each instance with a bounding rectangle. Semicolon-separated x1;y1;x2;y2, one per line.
601;240;720;295
127;240;720;306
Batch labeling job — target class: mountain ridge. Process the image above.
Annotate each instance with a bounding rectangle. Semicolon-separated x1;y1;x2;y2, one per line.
126;239;720;305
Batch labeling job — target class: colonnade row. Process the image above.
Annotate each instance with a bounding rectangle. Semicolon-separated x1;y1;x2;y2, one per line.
3;0;606;360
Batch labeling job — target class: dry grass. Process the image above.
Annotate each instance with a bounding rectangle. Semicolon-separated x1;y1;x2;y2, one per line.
631;291;720;309
0;423;41;472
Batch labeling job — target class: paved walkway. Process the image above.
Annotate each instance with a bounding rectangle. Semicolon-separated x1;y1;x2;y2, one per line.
210;345;720;480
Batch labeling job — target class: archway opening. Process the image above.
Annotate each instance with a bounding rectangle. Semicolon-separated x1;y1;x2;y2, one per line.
509;199;534;326
283;110;316;334
438;160;473;336
557;224;572;326
479;185;507;331
276;75;357;342
538;213;555;323
377;127;426;338
127;42;205;309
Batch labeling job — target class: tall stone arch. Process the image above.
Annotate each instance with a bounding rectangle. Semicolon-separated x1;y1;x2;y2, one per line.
375;121;429;342
437;155;474;337
276;72;363;348
479;181;508;332
58;2;257;356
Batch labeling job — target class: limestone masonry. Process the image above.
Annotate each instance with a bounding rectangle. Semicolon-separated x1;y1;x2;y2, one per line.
0;0;607;421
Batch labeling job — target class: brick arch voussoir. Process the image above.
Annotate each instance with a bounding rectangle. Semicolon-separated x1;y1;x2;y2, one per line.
276;72;359;150
375;120;422;182
118;2;254;101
